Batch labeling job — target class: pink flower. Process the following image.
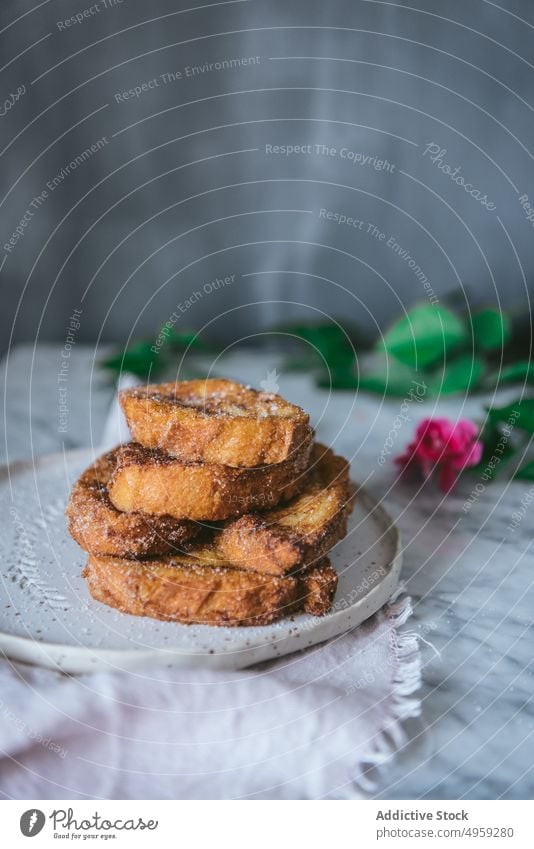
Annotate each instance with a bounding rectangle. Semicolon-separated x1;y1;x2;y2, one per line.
396;417;483;492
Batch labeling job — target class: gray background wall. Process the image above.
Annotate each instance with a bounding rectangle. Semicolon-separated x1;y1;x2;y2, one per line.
1;0;533;351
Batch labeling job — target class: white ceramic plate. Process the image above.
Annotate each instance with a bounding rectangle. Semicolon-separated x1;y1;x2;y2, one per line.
0;450;402;673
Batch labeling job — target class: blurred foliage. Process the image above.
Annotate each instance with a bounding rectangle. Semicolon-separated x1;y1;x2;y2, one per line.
473;399;534;481
278;304;533;482
381;304;468;368
279;303;530;399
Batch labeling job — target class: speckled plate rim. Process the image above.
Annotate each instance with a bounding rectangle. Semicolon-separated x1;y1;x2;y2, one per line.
0;451;402;674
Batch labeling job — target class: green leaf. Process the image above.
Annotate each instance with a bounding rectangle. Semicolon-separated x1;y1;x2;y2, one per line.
316;364;359;390
515;459;534;480
164;328;210;351
471;422;516;480
427;355;485;396
493;362;534;386
102;342;164;378
381;304;468;368
472;309;510;351
351;352;425;396
488;399;534;433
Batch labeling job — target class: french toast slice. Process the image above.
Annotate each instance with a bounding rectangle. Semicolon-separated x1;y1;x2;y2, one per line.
185;541;338;616
217;443;355;575
84;552;337;626
108;439;312;521
66;449;199;558
119;378;312;467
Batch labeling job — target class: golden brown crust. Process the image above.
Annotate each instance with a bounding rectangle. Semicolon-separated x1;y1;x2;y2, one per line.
108;439;312;521
85;556;300;626
119;379;312;467
84;553;337;626
66;449;200;557
217;443;355;575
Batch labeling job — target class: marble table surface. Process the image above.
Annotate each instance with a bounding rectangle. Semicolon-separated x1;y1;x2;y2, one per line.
1;343;532;799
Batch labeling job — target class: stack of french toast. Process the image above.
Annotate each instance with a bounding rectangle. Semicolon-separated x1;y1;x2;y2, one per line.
66;379;355;627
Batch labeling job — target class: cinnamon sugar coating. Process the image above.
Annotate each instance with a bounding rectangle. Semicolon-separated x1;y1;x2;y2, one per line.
66;448;199;557
108;438;312;521
119;378;312;467
84;551;337;626
218;443;355;575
